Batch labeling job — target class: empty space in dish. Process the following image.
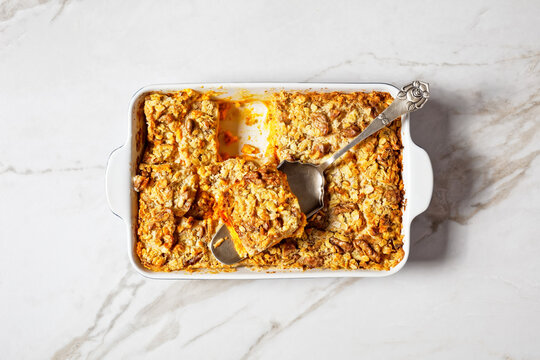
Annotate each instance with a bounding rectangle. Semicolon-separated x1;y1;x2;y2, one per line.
216;99;269;159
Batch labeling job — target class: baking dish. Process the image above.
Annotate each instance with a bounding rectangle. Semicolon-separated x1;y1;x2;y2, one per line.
106;83;433;279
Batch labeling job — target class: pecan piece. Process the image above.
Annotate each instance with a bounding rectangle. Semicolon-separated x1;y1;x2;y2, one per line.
197;114;213;131
329;238;354;252
155;209;173;222
173;187;196;216
185;118;194;134
298;255;324;268
185;191;215;220
279;112;290;124
332;203;357;215
329;109;342;120
308;210;328;230
377;147;393;161
311;113;330;136
133;175;149;192
376;148;395;166
243;170;263;185
259;222;270;235
160;113;175;123
312;142;330;158
379;214;391;227
193;224;206;238
383;188;401;203
342;125;360;138
258;167;281;186
185;253;204;266
353;238;381;263
368;94;382;108
281;240;296;257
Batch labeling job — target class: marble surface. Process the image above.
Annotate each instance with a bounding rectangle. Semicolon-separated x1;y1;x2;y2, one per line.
1;0;539;359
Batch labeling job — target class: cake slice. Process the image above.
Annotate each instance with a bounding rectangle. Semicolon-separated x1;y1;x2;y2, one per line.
143;90;219;166
218;165;306;257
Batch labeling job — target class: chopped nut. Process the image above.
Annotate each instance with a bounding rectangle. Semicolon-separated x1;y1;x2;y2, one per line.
185;253;204;266
258;166;282;186
185;118;194;133
329;109;342;120
133;175;149;192
312;142;330;158
329;238;354;252
281;240;296;257
311;112;330;135
243;170;263;185
332;203;357;215
298;255;324;268
193;225;206;238
353;237;381;263
383;188;401;203
185;191;215;220
160;113;175;123
343;125;360;138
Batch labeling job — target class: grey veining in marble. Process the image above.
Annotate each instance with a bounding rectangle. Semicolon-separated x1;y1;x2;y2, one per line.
1;0;539;359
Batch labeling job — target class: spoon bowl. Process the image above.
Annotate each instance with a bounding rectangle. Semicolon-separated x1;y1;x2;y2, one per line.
277;160;325;218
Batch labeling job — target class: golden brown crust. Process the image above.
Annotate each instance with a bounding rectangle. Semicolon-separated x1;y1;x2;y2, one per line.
134;89;404;272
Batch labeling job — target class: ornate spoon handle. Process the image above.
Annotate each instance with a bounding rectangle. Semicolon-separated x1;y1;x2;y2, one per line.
318;81;430;172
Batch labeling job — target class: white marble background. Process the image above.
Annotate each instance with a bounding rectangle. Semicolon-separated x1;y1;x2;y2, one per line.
1;0;539;359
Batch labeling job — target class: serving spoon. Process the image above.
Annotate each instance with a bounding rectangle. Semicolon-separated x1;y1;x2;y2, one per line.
210;81;430;265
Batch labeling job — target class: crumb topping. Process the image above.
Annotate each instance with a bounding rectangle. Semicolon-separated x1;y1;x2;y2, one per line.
134;90;404;272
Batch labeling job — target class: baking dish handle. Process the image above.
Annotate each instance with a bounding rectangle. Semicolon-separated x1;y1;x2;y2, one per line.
106;144;130;220
408;143;433;219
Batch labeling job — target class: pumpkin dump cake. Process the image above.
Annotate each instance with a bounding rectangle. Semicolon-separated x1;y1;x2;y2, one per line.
134;89;404;272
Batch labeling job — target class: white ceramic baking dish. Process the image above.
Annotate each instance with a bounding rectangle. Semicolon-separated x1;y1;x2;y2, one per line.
106;83;433;279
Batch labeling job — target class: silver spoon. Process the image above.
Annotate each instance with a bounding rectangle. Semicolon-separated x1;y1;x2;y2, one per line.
210;81;430;265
